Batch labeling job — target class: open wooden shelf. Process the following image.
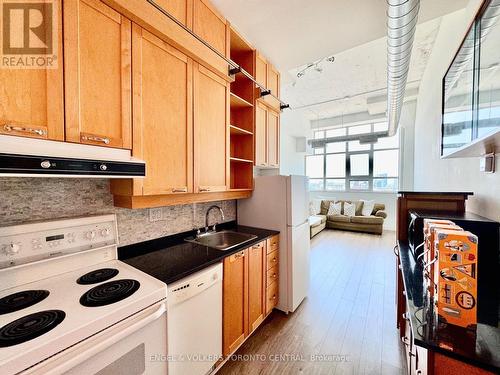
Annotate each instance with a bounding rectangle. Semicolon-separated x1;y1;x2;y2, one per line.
230;92;253;108
230;125;253;136
230;161;253;190
229;25;255;191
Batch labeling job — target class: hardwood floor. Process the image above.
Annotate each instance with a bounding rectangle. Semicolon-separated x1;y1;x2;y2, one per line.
218;229;406;375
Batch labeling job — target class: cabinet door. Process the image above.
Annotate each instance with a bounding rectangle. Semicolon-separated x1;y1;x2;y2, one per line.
64;0;132;149
255;101;268;167
248;242;265;333
193;63;229;193
0;0;64;141
255;53;267;89
267;109;280;168
223;250;248;356
265;63;280;110
132;26;193;196
193;0;228;57
154;0;192;28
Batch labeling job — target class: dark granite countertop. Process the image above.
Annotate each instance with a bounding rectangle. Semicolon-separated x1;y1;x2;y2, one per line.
118;221;279;285
398;241;500;373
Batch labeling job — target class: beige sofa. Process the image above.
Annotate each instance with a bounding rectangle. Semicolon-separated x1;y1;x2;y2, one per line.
316;200;387;235
309;214;326;238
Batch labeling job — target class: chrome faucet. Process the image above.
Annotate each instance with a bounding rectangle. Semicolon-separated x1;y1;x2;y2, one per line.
205;205;225;233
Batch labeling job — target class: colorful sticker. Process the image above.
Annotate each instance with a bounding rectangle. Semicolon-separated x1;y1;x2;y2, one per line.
453;263;476;279
456;291;476;310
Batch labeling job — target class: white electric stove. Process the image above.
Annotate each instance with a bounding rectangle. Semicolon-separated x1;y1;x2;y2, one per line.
0;215;167;375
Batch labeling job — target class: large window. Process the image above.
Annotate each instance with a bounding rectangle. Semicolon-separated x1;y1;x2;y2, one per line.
305;122;399;192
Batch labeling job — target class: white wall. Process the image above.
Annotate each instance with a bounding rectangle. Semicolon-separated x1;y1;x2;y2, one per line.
310;191;397;230
414;2;500;221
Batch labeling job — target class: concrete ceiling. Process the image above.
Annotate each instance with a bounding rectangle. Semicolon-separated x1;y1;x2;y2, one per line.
211;0;468;71
281;17;442;119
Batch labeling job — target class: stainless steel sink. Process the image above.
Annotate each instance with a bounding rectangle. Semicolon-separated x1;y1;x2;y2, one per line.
185;230;257;251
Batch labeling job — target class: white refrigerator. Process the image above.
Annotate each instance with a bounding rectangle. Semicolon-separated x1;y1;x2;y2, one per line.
237;175;310;313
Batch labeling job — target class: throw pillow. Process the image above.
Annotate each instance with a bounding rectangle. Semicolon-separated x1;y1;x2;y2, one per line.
311;199;322;215
327;201;342;216
361;200;376;216
343;202;356;217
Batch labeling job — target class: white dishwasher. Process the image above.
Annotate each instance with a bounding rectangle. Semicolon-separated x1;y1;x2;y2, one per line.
167;262;223;375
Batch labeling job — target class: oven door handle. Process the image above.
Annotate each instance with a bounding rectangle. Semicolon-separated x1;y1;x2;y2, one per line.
37;302;166;375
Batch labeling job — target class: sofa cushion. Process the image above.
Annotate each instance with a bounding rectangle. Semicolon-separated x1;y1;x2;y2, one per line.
320;200;331;215
350;215;384;225
373;203;385;213
316;214;327;224
328;214;351;223
309;216;322;227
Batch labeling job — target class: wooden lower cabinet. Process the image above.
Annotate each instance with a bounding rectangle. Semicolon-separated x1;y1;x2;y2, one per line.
223;250;248;356
265;235;280;313
223;238;279;357
248;242;265;333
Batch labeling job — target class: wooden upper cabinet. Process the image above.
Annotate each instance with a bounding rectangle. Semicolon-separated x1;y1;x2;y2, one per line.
0;0;64;141
248;242;266;333
264;63;280;110
223;250;248;356
193;0;228;57
194;63;229;193
255;101;268;167
64;0;132;149
154;0;193;28
131;26;193;196
267;109;280;168
255;53;267;89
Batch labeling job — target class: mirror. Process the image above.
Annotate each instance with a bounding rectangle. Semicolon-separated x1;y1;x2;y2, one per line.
477;0;500;139
442;27;476;156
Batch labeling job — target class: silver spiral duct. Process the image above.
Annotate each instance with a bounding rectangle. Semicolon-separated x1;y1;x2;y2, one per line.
387;0;420;136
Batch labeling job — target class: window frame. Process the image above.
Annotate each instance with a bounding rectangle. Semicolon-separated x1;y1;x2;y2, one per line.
305;122;400;192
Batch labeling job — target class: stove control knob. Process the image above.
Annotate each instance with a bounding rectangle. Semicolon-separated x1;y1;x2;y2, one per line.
100;228;110;237
6;243;20;255
86;231;96;240
40;160;51;169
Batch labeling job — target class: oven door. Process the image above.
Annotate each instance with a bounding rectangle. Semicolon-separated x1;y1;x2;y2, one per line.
25;302;167;375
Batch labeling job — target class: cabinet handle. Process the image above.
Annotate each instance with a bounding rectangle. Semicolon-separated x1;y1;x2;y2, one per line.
234;251;245;259
3;124;46;136
199;187;211;192
81;134;110;145
172;187;188;193
271;273;277;278
272;295;277;300
271;257;277;263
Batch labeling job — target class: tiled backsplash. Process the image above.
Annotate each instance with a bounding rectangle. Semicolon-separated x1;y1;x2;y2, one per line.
0;178;236;246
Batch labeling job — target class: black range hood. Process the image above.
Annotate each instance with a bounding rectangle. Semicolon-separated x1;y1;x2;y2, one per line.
0;135;145;178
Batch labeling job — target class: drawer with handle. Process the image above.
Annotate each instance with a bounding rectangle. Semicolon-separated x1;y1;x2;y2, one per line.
267;265;279;287
266;250;279;270
266;279;279;314
267;235;279;254
250;241;265;252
